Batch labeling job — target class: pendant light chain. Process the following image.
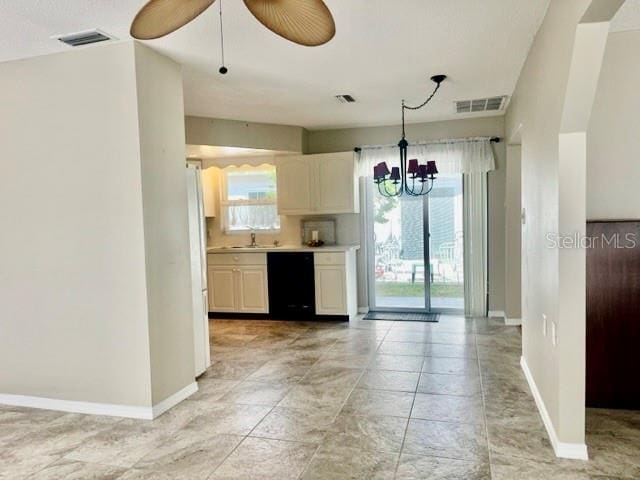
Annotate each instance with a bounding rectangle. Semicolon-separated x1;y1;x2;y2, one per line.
218;0;228;74
372;75;447;197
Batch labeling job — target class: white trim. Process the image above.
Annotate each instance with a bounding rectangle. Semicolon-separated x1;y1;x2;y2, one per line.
520;357;588;460
152;382;198;418
488;310;505;318
0;382;198;420
505;317;522;326
0;393;155;419
358;307;369;314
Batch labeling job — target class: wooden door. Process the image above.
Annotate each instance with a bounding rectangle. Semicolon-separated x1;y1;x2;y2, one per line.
586;220;640;408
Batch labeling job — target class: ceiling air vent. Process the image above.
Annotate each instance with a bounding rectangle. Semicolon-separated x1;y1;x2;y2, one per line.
455;96;508;114
56;29;114;47
335;94;356;104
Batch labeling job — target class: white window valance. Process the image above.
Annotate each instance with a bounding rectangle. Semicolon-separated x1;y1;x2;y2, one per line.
202;154;278;169
357;137;496;176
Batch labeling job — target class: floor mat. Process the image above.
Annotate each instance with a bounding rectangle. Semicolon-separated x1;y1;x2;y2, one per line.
363;311;440;322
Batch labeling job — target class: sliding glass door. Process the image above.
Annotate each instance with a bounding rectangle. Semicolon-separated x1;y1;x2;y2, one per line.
369;174;464;313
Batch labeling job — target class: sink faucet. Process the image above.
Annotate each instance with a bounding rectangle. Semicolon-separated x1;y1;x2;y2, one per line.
250;232;257;247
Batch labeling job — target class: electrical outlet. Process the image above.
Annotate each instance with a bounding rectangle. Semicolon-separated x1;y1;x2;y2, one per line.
551;321;557;347
542;313;547;337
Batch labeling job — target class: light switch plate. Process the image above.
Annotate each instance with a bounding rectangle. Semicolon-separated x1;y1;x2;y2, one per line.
551;321;557;346
542;313;547;337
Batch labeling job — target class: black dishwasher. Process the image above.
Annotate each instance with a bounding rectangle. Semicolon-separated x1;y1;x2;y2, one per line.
267;252;316;319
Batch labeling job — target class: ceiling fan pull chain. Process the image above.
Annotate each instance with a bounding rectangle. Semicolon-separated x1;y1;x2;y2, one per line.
218;0;228;74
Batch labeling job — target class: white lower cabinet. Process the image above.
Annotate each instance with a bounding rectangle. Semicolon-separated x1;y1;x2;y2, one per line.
207;253;269;314
314;251;358;318
208;266;236;312
236;266;269;313
208;250;358;319
315;266;347;314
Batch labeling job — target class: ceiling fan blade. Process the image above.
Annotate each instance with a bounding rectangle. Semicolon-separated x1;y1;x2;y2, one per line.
131;0;216;40
243;0;335;46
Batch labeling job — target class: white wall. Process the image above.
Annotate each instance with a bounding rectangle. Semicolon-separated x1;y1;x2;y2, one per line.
587;29;640;219
505;145;522;321
0;41;194;412
134;43;195;405
506;0;622;456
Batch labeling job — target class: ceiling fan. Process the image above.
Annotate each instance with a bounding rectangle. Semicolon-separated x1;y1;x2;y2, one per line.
130;0;336;47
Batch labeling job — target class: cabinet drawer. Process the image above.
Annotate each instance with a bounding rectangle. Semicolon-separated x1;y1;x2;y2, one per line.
207;252;267;266
314;252;345;266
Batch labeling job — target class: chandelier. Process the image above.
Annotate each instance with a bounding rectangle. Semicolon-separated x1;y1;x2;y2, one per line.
373;75;446;197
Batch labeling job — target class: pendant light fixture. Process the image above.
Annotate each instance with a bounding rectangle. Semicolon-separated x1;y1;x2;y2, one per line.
373;75;447;197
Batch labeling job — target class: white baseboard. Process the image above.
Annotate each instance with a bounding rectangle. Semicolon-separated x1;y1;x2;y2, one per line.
0;381;198;420
488;310;505;318
520;356;588;460
152;382;198;418
505;317;522;326
358;307;370;314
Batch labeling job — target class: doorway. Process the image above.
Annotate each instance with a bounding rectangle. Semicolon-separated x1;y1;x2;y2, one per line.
368;174;464;313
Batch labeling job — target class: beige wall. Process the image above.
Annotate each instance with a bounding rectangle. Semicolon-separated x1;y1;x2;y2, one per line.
587;29;640;220
0;41;194;410
505;145;522;320
186;116;308;153
134;43;195;405
506;0;621;451
306;116;507;313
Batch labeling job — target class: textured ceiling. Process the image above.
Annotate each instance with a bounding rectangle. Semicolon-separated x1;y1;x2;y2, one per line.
1;0;551;129
612;0;640;32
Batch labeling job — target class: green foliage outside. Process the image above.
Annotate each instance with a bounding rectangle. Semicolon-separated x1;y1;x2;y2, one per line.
376;281;463;298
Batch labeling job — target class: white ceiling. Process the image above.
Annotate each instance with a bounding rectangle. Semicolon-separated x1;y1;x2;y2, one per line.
1;0;551;130
612;0;640;32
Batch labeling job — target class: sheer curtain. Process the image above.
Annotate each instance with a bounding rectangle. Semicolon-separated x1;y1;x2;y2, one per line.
358;137;494;317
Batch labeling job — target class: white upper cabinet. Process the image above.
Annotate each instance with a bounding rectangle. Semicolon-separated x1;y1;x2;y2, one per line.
315;152;359;214
201;167;219;218
276;152;359;216
276;156;313;215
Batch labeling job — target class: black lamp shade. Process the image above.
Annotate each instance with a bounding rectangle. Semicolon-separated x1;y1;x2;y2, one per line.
426;161;438;176
390;167;401;182
407;159;419;175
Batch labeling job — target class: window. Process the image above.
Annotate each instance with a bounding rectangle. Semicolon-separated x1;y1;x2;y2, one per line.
221;165;280;233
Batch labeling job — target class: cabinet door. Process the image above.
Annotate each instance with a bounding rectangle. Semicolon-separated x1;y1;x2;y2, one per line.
236;266;269;313
208;266;236;312
315;152;358;214
201;167;218;218
276;156;313;215
315;266;347;315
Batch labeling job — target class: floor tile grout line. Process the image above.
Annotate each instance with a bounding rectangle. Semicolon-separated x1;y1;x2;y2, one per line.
474;321;494;479
207;324;332;480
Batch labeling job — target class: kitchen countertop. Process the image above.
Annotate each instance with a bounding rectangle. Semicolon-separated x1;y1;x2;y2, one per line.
207;245;360;254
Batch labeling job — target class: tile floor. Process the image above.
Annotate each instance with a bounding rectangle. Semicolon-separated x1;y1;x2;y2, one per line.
1;315;639;479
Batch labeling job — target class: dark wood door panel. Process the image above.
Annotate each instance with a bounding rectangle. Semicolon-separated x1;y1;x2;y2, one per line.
586;220;640;409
